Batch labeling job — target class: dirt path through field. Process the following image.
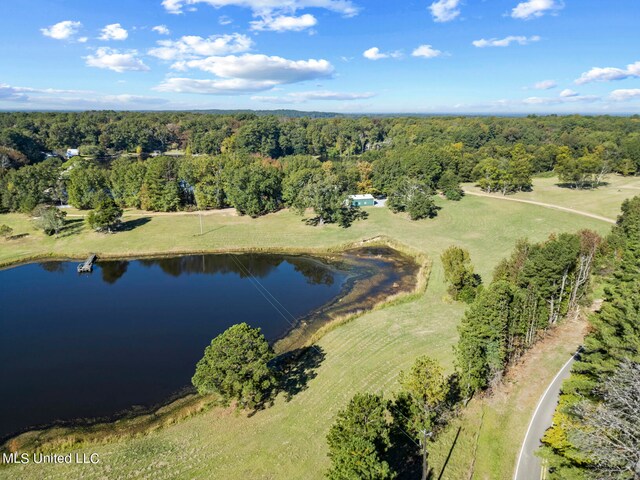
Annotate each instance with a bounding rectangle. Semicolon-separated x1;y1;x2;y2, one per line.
463;190;616;224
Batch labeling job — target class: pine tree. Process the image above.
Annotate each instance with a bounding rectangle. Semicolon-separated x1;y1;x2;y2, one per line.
326;393;396;479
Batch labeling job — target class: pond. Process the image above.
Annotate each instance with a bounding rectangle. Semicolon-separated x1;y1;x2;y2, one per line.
0;249;416;441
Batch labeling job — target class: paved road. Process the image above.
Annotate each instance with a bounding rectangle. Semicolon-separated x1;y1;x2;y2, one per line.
514;351;580;480
463;190;616;224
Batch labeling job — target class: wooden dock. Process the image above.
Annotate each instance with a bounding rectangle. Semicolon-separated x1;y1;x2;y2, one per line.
77;254;97;273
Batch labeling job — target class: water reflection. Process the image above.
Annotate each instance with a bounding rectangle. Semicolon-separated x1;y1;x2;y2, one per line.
98;254;336;286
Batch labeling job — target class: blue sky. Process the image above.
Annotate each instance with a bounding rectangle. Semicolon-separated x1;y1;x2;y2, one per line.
0;0;638;113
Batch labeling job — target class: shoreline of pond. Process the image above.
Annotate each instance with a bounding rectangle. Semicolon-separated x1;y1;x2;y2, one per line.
1;238;429;455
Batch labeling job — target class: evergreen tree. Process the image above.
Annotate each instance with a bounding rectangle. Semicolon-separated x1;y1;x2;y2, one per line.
191;155;227;210
140;156;181;212
86;196;123;232
110;156;146;208
326;393;395;479
456;281;523;395
192;323;276;410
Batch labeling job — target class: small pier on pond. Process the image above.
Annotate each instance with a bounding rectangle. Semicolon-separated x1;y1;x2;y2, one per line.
77;254;97;273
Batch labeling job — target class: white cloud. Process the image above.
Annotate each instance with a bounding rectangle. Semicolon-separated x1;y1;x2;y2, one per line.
78;37;88;43
155;77;278;94
429;0;461;22
174;54;333;81
511;0;563;19
149;34;253;61
0;83;169;109
162;0;359;17
412;44;443;58
575;61;640;85
152;25;171;35
523;94;599;105
473;35;540;48
85;48;150;72
11;86;94;95
560;88;578;97
363;47;402;60
41;20;82;40
250;13;317;31
0;84;28;102
609;89;640;101
533;80;556;90
252;90;375;103
99;23;129;41
157;53;334;94
99;94;169;105
219;15;233;25
250;95;298;104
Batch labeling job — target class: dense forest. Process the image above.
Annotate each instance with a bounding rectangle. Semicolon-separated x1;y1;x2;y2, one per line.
0;112;639;227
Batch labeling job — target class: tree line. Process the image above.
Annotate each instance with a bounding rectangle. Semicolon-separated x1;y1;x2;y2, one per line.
1;112;639;168
0;150;463;228
540;196;640;480
1;113;640;222
454;229;601;396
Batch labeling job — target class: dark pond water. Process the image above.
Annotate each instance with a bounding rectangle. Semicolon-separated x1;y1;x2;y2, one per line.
0;254;349;440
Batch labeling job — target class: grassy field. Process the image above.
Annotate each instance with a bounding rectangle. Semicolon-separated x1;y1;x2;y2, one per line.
463;173;640;220
0;180;628;479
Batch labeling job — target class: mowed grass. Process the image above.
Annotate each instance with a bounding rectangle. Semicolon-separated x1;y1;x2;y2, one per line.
464;173;640;220
0;190;618;480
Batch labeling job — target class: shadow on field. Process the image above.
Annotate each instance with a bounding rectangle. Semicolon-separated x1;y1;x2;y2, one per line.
436;426;462;480
59;218;84;237
7;233;29;240
119;216;151;232
556;181;609;190
271;346;326;402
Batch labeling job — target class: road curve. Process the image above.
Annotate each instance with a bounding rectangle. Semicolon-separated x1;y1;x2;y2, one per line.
463;190;616;224
513;351;580;480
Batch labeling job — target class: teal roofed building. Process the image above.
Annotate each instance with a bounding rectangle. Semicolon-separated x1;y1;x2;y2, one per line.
348;194;375;207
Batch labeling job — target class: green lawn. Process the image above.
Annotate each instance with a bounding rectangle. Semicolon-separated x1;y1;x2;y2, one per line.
0;189;620;480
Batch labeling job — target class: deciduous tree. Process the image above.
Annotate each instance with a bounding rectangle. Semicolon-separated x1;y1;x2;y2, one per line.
396;356;448;480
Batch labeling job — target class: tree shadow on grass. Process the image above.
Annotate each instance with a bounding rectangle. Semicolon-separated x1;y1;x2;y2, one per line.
58;218;84;237
302;209;369;228
118;217;151;232
555;181;609;190
7;233;29;240
271;345;326;402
